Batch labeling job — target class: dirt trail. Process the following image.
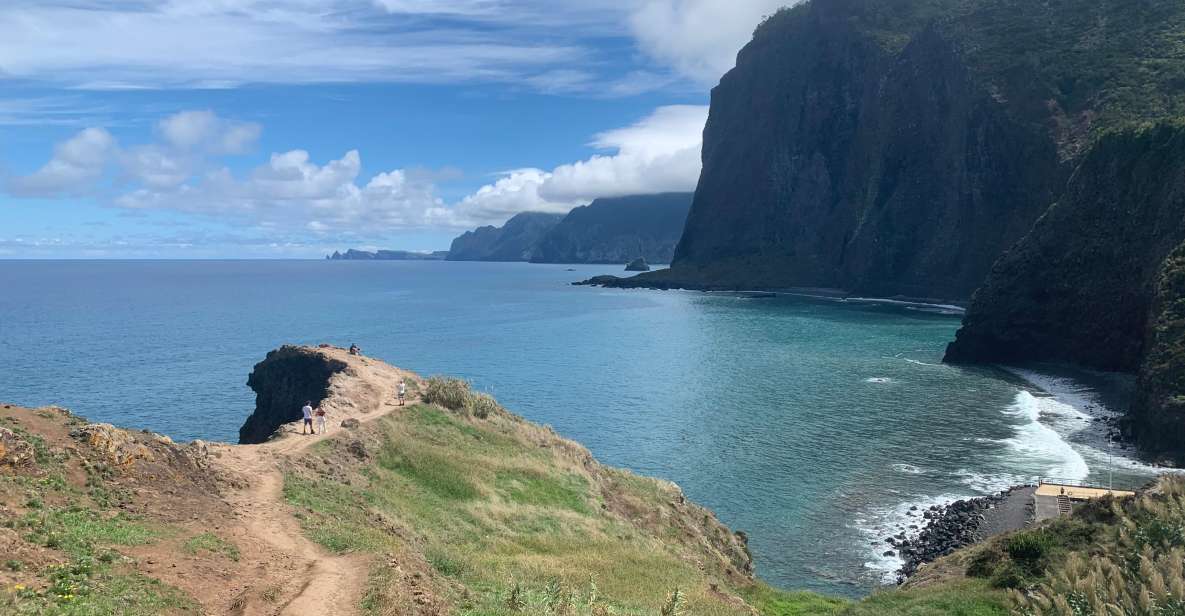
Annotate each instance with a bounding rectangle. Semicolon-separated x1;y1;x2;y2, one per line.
210;348;420;616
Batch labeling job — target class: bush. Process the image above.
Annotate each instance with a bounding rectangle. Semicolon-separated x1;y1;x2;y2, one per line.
422;376;502;419
422;377;471;412
1006;531;1051;569
469;393;501;419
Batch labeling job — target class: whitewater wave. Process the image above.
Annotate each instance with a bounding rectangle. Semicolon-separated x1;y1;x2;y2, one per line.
892;463;926;475
865;377;893;384
853;492;967;583
999;390;1090;482
955;469;1032;494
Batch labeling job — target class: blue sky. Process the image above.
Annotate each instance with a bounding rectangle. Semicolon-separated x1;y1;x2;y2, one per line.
0;0;790;258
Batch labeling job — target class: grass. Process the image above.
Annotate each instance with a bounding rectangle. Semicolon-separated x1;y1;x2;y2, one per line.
841;580;1008;616
741;584;849;616
285;404;845;615
0;503;193;615
15;507;161;559
495;469;590;514
182;532;240;561
2;568;199;615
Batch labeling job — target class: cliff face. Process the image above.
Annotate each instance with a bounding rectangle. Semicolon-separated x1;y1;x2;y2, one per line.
944;124;1185;460
1134;241;1185;463
662;0;1185;301
446;212;564;262
530;193;692;265
946;125;1185;371
238;345;348;444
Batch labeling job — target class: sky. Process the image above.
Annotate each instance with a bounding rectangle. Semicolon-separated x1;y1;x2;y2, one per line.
0;0;792;258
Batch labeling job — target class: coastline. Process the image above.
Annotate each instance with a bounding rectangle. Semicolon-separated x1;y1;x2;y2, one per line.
870;362;1172;584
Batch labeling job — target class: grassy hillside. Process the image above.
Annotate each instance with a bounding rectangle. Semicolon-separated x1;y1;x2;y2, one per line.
281;377;847;615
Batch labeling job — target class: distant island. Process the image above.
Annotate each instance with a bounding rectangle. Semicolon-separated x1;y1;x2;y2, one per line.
326;249;449;260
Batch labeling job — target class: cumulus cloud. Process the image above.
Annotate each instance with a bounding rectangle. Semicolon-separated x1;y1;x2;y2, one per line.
10;104;706;239
159;110;260;154
453;105;708;222
630;0;795;83
8;127;116;197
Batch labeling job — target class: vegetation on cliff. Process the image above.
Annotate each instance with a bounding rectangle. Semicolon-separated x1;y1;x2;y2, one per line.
529;193;691;266
447;213;565;262
653;0;1185;301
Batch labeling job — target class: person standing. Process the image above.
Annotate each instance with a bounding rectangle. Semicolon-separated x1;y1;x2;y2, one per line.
301;401;314;435
315;406;327;434
398;380;407;406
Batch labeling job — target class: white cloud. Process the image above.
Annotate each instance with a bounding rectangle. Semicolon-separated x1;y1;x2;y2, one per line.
452;104;707;223
630;0;795;84
10;104;705;238
0;1;601;90
8;127;116;197
0;1;782;92
159;110;261;154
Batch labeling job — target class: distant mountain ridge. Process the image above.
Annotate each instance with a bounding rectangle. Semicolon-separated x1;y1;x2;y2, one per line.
444;193;691;264
530;193;691;265
446;212;565;262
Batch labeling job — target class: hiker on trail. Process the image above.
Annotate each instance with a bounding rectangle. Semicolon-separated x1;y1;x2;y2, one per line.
315;405;327;434
398;380;406;406
301;401;314;435
349;343;360;355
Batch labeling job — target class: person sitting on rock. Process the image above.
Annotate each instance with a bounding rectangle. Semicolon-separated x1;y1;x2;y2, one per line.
348;343;361;355
301;401;315;435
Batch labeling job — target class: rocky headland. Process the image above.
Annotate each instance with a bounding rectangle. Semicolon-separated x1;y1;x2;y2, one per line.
446;212;565;262
0;346;821;615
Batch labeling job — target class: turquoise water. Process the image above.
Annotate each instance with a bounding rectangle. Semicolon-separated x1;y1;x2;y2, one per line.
0;260;1161;597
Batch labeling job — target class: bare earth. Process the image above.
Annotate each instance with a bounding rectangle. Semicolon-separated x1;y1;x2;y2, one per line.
207;347;422;616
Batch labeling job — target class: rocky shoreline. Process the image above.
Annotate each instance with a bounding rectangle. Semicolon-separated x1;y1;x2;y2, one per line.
890;486;1035;581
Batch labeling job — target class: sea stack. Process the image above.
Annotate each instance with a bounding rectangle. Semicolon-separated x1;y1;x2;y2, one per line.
625;257;650;272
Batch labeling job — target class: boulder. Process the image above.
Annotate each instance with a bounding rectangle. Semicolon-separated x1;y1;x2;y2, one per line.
341;418;361;429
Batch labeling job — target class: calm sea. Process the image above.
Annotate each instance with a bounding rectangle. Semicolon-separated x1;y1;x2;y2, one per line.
0;260;1162;597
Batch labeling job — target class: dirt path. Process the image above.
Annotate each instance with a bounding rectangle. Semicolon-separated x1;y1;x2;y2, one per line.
209;349;420;616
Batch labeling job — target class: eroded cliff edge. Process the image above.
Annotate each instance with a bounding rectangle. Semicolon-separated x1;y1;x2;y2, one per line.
238;345;348;444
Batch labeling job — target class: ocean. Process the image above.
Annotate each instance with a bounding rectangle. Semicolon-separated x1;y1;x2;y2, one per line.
0;260;1163;597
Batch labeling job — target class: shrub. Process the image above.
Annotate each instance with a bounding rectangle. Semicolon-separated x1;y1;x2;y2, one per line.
469;393;501;419
1006;530;1052;570
422;377;472;412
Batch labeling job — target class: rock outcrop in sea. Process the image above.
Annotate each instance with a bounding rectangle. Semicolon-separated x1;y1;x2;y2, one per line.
625;257;650;272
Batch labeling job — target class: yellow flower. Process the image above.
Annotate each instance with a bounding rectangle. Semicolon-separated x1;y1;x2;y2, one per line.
13;584;25;591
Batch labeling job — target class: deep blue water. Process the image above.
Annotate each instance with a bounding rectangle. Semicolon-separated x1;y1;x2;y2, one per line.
0;260;1161;597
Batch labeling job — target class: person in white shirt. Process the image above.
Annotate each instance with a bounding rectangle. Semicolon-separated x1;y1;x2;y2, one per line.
315;406;327;434
301;401;314;435
398;380;407;406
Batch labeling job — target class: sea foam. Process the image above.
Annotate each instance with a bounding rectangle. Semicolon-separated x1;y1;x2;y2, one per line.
1000;390;1090;482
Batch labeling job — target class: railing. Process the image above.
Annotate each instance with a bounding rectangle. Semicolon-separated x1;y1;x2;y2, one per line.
1040;477;1143;492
